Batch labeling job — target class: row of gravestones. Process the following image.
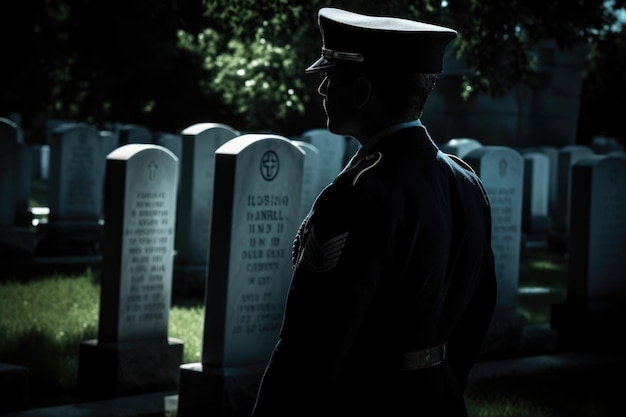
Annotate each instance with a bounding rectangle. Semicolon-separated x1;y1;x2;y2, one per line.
443;138;626;355
2;119;622;265
3;121;626;310
3;119;626;343
63;132;336;415
444;137;626;241
1;117;625;415
0;118;359;271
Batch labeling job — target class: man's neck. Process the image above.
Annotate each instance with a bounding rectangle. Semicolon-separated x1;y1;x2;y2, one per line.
352;119;422;162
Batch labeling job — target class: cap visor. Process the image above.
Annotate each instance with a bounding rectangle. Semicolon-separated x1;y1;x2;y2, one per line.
305;56;335;73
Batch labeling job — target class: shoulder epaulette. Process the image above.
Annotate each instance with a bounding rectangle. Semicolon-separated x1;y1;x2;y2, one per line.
350;151;383;186
446;153;475;174
333;152;383;186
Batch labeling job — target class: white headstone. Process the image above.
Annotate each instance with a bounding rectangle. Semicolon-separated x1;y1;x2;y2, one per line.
174;123;239;287
32;144;50;181
465;146;524;310
203;134;304;366
49;124;105;222
292;140;320;222
554;145;594;235
299;128;346;194
522;146;559;217
568;154;626;308
441;137;483;158
522;152;551;233
98;144;179;342
79;145;183;400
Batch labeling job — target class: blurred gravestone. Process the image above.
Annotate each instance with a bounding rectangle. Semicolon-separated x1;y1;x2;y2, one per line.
521;152;551;241
343;136;361;166
100;130;120;160
591;135;624;154
99;130;120;216
154;131;183;175
292;140;320;222
177;134;304;417
299;128;346;195
552;154;626;350
441;137;483;159
41;118;77;144
523;146;559;218
78;144;183;400
173;123;239;294
9;120;33;228
118;123;153;145
551;144;594;251
31;144;50;181
0;118;35;265
465;146;526;356
36;123;104;257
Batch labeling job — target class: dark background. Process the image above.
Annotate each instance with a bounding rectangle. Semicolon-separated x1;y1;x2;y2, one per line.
1;0;624;147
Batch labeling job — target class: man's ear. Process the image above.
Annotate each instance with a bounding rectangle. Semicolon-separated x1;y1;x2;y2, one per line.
354;76;372;110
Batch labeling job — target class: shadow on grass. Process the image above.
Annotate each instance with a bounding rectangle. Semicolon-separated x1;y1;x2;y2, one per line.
1;328;85;406
465;361;622;417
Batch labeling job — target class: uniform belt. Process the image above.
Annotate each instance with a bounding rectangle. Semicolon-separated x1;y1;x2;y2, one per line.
401;342;447;371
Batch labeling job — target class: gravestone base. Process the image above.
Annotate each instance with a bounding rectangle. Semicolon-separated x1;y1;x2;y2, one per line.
173;264;206;296
523;214;552;235
36;220;104;256
521;323;558;355
0;362;29;413
77;338;184;401
479;308;527;359
551;302;626;352
0;227;36;259
177;362;265;417
521;232;548;251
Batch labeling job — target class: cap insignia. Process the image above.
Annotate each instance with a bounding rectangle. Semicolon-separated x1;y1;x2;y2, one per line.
322;47;364;63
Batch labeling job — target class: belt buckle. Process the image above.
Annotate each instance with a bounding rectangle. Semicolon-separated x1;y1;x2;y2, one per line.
401;342;446;371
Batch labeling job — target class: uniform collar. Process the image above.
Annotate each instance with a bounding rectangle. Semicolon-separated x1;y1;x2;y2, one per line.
350;119;423;165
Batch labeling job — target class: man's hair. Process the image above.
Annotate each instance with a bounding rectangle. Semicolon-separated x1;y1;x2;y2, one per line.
366;70;437;120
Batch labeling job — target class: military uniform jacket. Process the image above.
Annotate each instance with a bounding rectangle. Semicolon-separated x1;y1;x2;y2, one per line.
251;125;497;417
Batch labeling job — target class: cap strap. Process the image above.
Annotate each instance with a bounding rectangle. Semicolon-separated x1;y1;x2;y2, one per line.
322;47;364;63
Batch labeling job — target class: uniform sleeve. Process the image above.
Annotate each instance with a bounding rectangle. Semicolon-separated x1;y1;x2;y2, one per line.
251;184;389;416
447;247;496;390
446;180;497;391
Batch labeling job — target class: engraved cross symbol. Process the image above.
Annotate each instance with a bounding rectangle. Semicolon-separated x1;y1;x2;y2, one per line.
260;150;279;181
499;157;508;177
147;160;158;181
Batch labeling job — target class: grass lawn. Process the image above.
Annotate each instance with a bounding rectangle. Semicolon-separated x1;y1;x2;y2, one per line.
2;249;617;416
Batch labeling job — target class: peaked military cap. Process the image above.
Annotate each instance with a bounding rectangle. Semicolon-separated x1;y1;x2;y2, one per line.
306;8;457;74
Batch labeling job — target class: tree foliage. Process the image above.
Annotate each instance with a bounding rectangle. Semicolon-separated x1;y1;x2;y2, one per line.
1;0;625;140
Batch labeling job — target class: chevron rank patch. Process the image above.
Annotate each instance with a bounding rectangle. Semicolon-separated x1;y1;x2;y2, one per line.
302;226;348;272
